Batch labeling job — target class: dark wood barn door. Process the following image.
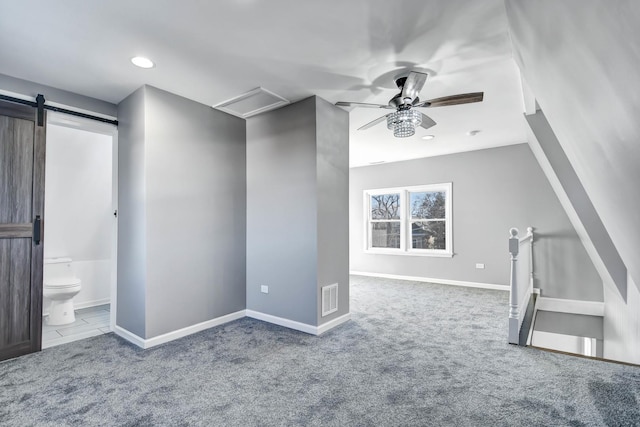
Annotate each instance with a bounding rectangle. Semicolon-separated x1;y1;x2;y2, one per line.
0;100;46;361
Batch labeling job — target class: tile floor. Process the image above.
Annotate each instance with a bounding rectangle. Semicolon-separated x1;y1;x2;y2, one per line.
42;304;111;349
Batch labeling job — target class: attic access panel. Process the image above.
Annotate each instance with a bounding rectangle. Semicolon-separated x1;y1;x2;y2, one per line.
213;87;289;118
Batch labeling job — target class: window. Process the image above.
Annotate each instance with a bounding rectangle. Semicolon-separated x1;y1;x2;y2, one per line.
364;183;452;256
370;193;401;249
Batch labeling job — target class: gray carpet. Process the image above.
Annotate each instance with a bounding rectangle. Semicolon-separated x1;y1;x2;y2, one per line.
1;276;639;426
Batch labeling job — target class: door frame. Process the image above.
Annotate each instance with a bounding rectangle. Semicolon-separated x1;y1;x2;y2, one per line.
46;112;118;332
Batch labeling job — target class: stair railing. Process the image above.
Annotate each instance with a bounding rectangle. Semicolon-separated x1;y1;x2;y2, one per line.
508;227;534;345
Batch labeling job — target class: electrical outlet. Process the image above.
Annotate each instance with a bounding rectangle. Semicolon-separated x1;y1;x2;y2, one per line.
475;263;485;269
260;285;269;294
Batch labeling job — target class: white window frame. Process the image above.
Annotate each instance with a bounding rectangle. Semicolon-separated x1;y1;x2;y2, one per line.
363;183;453;257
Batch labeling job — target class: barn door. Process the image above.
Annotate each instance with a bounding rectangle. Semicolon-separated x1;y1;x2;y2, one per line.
0;100;46;361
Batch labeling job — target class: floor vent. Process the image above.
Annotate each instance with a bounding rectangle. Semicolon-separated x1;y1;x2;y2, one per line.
322;283;338;317
212;87;289;119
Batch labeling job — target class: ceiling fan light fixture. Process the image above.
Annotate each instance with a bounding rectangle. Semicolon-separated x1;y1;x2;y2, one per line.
387;109;422;138
393;122;415;138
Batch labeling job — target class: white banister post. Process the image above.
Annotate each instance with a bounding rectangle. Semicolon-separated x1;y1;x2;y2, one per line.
527;227;534;290
508;228;520;344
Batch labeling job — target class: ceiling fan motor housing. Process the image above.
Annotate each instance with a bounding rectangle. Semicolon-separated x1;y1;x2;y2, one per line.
395;76;408;89
389;93;417;108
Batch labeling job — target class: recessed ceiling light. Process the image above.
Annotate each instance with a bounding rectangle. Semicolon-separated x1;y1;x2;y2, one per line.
422;135;435;140
467;130;481;136
131;56;155;69
369;160;386;165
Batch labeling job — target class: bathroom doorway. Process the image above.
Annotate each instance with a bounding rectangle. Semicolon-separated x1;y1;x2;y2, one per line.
42;112;117;348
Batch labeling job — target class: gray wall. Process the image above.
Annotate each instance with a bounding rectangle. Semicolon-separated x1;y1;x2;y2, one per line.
504;0;639;291
504;0;640;362
526;111;626;297
246;97;319;325
0;73;117;118
247;96;349;326
117;85;246;339
144;86;246;338
350;144;602;301
315;97;350;325
116;87;147;337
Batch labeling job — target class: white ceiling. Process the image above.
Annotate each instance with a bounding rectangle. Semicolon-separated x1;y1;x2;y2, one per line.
0;0;527;167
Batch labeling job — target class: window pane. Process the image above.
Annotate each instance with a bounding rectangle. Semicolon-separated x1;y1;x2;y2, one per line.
371;194;400;219
410;191;446;219
371;222;401;248
411;221;446;250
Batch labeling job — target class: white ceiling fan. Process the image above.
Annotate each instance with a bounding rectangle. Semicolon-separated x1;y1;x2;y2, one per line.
336;71;484;138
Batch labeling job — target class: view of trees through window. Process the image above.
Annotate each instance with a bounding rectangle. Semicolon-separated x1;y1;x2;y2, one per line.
371;194;400;219
366;184;451;254
410;191;446;250
370;193;400;248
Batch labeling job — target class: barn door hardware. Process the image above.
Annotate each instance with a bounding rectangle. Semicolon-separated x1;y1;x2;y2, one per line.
33;215;42;245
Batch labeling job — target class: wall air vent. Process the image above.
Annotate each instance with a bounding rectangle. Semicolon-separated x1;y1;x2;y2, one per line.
322;283;338;317
212;87;290;119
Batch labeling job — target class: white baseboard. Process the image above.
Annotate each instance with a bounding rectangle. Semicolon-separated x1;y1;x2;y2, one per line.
246;310;351;336
114;310;246;349
113;325;146;348
317;313;351;335
114;308;351;348
350;271;509;291
246;310;317;335
536;297;605;317
43;298;111;317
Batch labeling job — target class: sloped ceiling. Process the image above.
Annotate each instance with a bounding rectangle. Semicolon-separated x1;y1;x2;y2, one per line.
504;0;640;289
0;0;527;166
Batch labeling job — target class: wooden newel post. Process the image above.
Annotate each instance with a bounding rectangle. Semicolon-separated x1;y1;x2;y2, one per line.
508;228;519;344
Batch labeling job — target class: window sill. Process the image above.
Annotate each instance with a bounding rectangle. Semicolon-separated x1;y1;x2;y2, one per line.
364;249;453;258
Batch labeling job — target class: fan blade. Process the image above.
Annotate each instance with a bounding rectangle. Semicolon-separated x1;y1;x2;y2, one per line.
416;92;484;108
357;115;389;131
335;101;394;109
419;113;437;130
401;72;428;102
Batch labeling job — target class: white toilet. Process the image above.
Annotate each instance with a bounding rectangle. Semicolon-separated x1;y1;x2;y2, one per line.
44;258;82;325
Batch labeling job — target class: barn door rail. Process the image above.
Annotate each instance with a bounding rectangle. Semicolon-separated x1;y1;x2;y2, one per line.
0;93;118;126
